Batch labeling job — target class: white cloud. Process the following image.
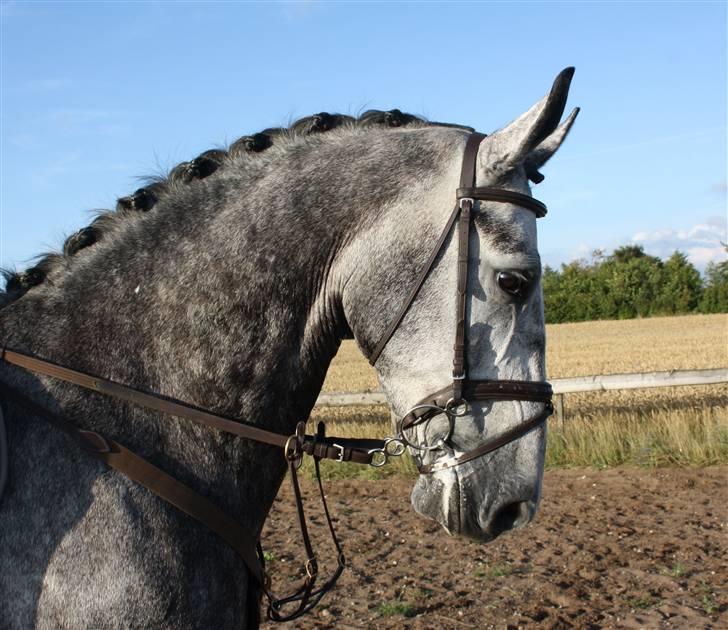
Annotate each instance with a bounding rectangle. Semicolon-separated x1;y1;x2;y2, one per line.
631;216;727;269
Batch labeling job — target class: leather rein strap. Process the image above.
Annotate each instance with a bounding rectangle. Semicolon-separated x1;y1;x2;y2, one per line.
0;348;383;467
0;346;374;621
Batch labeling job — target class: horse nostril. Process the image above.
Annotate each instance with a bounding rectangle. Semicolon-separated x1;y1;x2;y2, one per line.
490;501;530;537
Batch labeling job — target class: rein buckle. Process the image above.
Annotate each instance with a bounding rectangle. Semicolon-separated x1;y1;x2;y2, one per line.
332;443;345;463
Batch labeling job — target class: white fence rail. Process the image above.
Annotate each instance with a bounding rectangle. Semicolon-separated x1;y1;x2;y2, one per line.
314;368;728;408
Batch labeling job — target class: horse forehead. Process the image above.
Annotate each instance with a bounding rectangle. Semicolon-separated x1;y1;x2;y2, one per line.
475;205;539;258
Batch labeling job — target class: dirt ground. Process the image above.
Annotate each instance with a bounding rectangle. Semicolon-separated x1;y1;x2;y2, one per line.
260;467;726;629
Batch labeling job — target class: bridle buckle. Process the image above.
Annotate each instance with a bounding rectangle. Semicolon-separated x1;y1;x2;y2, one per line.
458;196;474;209
332;443;345;463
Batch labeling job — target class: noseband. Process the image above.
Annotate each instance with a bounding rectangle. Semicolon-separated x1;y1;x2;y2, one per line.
368;132;553;474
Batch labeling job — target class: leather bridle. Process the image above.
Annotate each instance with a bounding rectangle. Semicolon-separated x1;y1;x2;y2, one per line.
368;132;553;474
0;131;553;621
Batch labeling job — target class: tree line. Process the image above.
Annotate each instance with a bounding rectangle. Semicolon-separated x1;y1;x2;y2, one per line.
542;244;728;323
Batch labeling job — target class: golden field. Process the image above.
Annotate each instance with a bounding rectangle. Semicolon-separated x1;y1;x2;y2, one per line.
309;313;727;474
322;313;727;391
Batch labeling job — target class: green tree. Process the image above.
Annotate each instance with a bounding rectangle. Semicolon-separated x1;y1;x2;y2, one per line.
542;244;726;322
610;244;649;264
543;260;603;323
542;265;565;323
655;251;702;314
699;259;728;313
599;249;664;318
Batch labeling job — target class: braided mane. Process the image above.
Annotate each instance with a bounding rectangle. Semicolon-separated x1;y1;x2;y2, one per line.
2;110;473;307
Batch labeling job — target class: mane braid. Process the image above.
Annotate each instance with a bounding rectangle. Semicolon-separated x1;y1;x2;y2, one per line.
1;109;474;307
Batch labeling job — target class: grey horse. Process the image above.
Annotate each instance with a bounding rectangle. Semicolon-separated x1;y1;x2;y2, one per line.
0;68;577;628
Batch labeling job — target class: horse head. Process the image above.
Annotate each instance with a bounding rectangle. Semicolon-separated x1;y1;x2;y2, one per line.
343;68;578;541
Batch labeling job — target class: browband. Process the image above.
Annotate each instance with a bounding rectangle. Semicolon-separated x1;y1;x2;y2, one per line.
457;187;547;218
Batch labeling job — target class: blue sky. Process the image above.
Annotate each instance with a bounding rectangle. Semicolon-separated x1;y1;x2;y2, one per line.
1;1;726;274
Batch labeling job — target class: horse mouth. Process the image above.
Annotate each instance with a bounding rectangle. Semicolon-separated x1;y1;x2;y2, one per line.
410;469;461;536
409;466;540;543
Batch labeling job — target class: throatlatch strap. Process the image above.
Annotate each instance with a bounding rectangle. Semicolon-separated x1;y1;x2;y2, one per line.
367;202;463;366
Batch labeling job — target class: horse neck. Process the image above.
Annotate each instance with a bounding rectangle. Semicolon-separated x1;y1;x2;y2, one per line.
0;136;369;529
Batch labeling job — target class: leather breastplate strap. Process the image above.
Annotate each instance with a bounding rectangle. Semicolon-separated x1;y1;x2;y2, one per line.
0;346;388;621
0;381;265;582
0;348;384;467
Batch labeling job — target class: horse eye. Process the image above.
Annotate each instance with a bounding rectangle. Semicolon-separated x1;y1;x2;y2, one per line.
497;271;526;296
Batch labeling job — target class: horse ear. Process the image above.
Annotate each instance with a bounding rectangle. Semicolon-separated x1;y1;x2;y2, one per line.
478;67;577;179
523;107;579;181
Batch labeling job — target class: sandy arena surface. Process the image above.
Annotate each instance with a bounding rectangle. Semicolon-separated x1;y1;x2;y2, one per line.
260;466;726;629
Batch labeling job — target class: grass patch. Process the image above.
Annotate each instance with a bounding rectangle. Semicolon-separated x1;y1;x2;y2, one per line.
546;405;727;469
377;600;418;618
475;563;513;579
698;582;718;615
411;587;434;600
299;401;727;479
625;594;663;610
659;562;687;578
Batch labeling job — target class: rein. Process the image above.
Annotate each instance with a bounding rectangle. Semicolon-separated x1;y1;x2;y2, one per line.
0;347;383;621
0;131;554;622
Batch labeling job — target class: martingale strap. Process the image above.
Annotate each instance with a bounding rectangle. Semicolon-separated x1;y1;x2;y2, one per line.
263;423;347;622
0;346;375;620
0;381;266;581
0;348;384;466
